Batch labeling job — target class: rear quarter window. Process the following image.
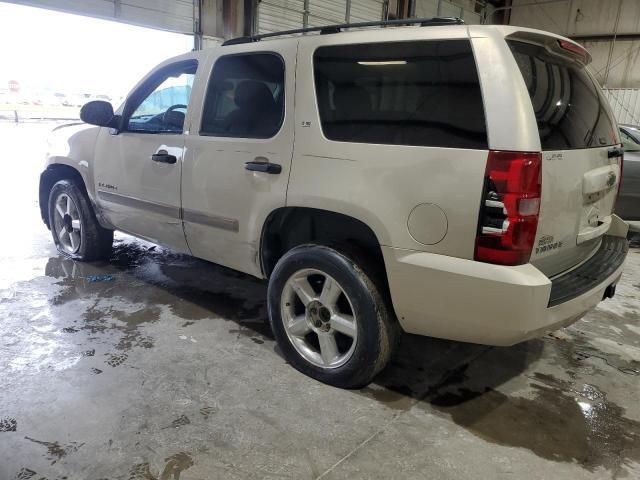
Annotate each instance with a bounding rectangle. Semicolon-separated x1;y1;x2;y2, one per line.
508;40;617;150
313;40;488;149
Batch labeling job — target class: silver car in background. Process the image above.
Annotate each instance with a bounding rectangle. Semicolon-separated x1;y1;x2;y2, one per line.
619;124;640;232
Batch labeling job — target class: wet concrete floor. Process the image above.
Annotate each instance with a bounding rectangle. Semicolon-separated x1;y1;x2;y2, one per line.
1;122;639;479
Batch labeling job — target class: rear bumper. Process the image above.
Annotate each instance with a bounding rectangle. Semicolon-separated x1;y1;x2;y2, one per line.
548;234;628;306
383;217;629;346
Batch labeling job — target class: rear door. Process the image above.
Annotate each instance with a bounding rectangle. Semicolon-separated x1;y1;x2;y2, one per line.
507;37;622;277
182;40;296;277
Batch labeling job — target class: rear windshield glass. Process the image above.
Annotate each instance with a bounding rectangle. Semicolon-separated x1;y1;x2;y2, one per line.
508;40;616;150
313;40;488;149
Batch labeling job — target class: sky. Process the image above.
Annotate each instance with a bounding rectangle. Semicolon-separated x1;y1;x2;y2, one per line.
0;2;194;98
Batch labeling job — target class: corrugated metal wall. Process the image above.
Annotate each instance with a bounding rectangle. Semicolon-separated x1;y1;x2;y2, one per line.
257;0;305;33
603;88;640;126
257;0;385;34
349;0;385;23
414;0;481;24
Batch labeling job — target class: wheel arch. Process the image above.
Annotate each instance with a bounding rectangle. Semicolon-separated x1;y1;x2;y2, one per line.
39;163;110;230
260;207;388;282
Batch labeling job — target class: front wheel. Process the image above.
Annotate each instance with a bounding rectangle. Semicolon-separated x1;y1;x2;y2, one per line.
48;179;113;261
267;245;398;388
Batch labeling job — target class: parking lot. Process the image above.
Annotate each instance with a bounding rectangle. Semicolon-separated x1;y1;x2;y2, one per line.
0;121;637;479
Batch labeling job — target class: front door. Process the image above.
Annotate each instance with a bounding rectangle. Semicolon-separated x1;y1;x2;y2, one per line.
182;41;296;276
94;58;198;252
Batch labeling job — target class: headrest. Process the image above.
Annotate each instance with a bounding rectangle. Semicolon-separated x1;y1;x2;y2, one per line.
164;109;185;129
235;80;275;109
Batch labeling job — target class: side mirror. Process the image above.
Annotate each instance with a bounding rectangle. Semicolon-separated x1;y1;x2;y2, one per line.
80;100;115;127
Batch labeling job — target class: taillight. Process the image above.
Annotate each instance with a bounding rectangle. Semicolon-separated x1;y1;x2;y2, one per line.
475;151;542;266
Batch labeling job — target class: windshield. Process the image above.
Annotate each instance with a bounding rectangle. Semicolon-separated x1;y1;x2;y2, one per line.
509;40;617;150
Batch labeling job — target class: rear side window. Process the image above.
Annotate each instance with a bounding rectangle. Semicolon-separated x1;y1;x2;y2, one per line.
313;40;487;149
508;40;616;150
201;53;284;138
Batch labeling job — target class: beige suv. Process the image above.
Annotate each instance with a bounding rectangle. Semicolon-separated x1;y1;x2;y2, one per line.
39;18;629;388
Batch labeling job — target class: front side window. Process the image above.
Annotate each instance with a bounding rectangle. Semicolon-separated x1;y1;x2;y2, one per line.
126;61;197;134
200;53;285;138
313;40;488;149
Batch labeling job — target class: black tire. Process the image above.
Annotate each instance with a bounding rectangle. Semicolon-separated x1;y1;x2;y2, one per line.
267;244;399;388
48;179;113;261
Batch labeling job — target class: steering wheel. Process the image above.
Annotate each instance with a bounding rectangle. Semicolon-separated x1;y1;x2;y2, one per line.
162;104;188;129
166;104;187;114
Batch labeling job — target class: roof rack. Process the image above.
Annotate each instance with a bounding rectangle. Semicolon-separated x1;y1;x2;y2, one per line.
222;16;465;46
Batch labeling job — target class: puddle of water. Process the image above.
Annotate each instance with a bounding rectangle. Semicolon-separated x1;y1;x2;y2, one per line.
422;366;640;476
45;240;268;326
447;386;635;472
367;333;639;477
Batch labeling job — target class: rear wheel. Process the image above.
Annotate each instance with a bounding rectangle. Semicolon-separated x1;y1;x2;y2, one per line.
268;244;398;388
48;179;113;261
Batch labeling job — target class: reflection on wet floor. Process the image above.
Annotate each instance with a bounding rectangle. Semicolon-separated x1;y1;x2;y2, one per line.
367;331;640;474
1;122;640;479
39;237;271;366
2;231;640;478
47;239;268;324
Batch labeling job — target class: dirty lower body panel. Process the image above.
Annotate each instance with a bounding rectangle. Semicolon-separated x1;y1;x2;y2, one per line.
1;122;640;480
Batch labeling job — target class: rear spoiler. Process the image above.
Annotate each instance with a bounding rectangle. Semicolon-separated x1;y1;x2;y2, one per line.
505;30;592;65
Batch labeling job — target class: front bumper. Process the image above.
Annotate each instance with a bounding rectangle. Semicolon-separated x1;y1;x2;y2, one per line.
382;217;629;346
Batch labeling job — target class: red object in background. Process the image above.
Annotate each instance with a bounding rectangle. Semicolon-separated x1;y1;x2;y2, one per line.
8;80;20;93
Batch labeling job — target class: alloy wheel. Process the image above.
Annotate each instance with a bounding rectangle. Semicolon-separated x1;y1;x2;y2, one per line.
280;268;357;368
52;193;82;254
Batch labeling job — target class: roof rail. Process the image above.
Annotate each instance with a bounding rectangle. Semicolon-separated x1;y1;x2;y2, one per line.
222;16;465;46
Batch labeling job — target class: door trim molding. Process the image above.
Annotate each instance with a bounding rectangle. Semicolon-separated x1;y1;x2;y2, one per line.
97;190;239;232
183;208;239;232
97;190;181;218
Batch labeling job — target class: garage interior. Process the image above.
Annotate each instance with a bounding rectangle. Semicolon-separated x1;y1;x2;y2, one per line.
1;1;639;479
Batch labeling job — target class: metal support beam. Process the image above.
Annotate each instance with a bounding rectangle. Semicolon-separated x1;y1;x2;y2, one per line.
194;0;203;50
603;0;623;87
243;0;254;35
303;0;310;28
